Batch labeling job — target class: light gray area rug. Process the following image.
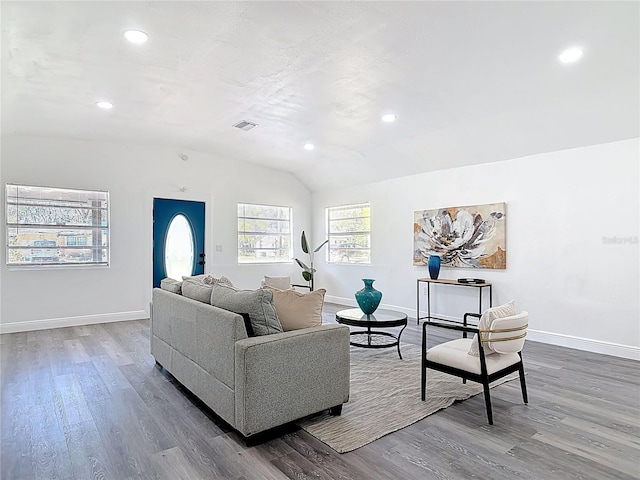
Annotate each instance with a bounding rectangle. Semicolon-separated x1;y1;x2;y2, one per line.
297;344;517;453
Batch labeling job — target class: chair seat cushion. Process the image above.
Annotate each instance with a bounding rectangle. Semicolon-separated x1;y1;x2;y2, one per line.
427;338;520;375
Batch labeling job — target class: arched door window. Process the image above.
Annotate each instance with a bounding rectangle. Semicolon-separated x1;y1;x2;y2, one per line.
165;214;194;280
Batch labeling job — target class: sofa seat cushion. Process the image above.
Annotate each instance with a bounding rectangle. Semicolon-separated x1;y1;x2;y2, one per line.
211;284;283;336
263;286;326;331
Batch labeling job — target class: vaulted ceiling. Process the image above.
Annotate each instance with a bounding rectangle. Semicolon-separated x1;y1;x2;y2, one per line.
2;1;638;191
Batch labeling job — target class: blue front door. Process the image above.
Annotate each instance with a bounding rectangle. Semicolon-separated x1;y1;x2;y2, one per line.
153;198;205;288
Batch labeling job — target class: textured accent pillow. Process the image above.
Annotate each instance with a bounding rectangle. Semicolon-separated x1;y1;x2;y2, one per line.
183;274;234;287
263;275;291;290
160;278;182;294
210;284;283;336
469;300;516;356
207;275;234;287
183;274;208;282
181;278;213;303
264;286;326;331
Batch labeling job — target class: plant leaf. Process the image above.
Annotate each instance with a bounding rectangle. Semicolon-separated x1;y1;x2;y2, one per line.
302;271;312;281
313;239;329;253
301;231;309;254
295;258;309;270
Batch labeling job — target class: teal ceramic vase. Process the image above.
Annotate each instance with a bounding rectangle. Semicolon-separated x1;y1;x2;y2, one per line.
355;279;382;315
428;255;441;279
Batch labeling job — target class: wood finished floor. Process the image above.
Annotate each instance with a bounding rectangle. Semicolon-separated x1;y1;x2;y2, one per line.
1;303;639;480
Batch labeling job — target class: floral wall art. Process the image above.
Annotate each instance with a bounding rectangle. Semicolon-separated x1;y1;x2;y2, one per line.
413;202;506;269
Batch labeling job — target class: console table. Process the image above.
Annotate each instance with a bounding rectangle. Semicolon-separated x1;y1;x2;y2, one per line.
416;278;492;325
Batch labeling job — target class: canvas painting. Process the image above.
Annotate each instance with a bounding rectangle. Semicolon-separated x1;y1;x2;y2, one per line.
413;202;506;269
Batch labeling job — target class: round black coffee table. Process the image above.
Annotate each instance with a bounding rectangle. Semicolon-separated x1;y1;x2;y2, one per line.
335;308;408;359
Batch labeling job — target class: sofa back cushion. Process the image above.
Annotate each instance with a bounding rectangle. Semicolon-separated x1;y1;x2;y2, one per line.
211;284;283;336
160;277;182;294
182;278;213;303
263;286;326;331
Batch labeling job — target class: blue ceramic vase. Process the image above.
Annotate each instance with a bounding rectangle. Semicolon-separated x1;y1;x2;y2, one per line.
428;255;441;280
355;279;382;315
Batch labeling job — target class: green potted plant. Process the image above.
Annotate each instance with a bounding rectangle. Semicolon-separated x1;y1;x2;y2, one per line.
295;231;328;291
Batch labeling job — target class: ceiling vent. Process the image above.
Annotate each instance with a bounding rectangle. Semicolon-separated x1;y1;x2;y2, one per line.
233;120;258;131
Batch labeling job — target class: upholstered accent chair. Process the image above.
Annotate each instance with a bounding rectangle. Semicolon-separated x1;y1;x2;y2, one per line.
421;311;529;424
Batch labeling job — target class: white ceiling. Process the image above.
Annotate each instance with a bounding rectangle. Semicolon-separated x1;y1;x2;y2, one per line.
2;1;639;192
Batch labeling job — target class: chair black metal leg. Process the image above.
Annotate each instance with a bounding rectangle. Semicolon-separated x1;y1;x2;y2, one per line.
519;363;528;404
482;381;493;425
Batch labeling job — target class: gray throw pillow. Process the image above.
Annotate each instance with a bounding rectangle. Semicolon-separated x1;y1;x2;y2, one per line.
211;284;283;336
182;278;213;303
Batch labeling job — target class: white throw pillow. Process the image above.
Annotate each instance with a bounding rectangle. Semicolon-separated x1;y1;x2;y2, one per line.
263;286;326;331
468;300;516;356
263;276;291;290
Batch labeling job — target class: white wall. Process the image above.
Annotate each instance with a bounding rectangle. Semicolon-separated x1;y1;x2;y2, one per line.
0;135;312;331
311;139;640;359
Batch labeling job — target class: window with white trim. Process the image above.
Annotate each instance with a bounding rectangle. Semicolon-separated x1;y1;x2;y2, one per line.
327;202;371;264
237;203;292;263
6;184;109;267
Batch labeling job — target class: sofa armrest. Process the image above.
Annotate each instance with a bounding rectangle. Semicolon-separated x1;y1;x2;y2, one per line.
234;324;350;437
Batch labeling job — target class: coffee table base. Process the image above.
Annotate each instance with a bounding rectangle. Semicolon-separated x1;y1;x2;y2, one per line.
335;308;408;360
349;330;406;359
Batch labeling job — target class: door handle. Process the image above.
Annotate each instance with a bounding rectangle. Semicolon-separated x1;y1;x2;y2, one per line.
198;252;205;266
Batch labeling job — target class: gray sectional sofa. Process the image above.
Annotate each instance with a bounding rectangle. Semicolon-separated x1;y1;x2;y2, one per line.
150;287;351;438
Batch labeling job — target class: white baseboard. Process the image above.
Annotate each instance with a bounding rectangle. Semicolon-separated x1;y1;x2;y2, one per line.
325;295;640;361
0;310;149;334
525;330;639;361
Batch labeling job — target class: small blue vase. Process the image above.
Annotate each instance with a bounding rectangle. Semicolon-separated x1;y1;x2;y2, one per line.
428;255;441;280
355;279;382;315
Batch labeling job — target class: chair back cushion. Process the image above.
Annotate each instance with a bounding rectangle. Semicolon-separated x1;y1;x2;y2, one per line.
487;312;528;354
469;300;516;356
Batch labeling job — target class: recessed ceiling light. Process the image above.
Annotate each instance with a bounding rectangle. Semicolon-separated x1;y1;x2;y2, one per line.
124;30;149;44
95;101;113;110
382;114;397;123
304;143;315;151
559;47;583;64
